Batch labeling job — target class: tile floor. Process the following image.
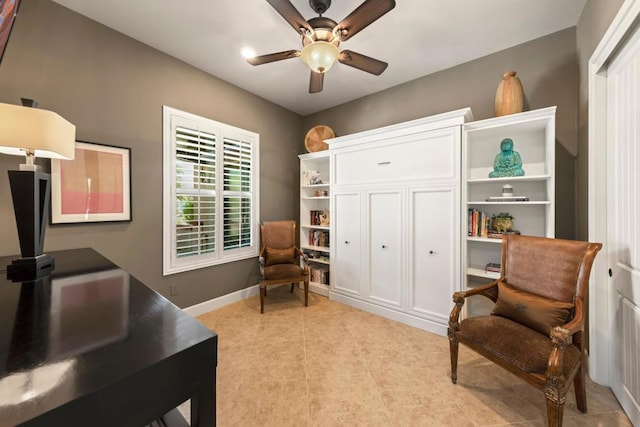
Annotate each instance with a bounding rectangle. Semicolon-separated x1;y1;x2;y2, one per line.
190;285;631;426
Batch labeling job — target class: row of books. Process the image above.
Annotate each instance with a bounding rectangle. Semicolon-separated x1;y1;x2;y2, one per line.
468;209;492;237
468;209;522;239
309;230;330;248
310;265;329;285
310;210;329;226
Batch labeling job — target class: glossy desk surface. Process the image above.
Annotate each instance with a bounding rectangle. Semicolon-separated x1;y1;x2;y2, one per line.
0;248;217;427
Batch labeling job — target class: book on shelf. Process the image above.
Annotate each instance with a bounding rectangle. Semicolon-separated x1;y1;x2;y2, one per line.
486;195;530;202
310;210;330;226
308;230;330;248
485;262;501;273
309;264;330;285
487;230;521;239
467;209;491;237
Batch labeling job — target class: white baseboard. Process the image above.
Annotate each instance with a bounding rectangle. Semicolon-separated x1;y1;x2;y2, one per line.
183;284;260;317
329;291;448;337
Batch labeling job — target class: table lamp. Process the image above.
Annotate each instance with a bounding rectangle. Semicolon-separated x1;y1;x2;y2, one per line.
0;99;75;280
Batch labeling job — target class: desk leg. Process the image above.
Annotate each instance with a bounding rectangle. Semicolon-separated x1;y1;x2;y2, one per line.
191;367;216;426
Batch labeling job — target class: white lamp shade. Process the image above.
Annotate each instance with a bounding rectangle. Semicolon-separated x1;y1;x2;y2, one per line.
301;41;340;74
0;102;76;160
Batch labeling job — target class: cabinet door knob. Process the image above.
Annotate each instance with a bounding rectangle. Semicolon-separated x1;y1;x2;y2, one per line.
345;241;350;245
429;250;435;254
382;245;387;249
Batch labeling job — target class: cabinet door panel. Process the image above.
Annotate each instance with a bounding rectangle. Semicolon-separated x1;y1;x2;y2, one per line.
368;190;403;307
333;192;362;296
334;130;458;185
409;187;458;323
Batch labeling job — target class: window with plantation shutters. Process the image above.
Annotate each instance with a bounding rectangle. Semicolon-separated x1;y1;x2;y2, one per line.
163;106;259;275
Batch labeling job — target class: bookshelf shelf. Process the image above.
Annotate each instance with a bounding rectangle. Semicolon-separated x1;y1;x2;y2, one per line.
468;201;551;205
462;107;556;316
466;237;503;244
302;244;330;252
300;151;331;297
301;225;330;230
467;174;551;184
301;183;330;188
307;258;330;265
467;266;500;280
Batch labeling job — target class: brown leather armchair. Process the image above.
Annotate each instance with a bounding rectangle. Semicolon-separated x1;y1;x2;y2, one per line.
448;235;602;427
258;220;309;314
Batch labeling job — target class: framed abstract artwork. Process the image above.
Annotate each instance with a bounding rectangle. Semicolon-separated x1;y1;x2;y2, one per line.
51;141;131;224
0;0;20;65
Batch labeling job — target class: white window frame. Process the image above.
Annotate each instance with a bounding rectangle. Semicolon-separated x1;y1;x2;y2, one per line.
162;106;260;275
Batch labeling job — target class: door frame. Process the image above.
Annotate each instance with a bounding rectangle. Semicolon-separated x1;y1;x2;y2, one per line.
588;0;640;385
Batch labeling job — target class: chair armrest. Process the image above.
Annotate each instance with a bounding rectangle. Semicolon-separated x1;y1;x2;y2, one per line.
449;281;499;327
258;247;266;279
556;296;584;337
295;247;309;265
547;297;585;381
455;280;499;302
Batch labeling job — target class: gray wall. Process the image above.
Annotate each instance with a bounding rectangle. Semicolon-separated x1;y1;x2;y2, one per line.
575;0;624;240
303;29;580;240
0;0;303;307
1;0;623;308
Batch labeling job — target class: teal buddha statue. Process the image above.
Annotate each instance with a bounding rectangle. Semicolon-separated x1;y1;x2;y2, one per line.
489;138;524;178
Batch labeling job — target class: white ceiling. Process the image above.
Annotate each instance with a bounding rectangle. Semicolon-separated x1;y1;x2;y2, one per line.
51;0;587;116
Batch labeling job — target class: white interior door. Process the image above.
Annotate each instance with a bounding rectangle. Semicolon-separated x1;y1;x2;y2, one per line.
606;19;640;425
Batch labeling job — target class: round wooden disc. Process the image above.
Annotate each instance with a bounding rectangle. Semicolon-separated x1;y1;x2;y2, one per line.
305;125;335;152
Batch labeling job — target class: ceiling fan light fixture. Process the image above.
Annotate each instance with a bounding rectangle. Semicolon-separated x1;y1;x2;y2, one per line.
301;41;339;73
241;46;257;59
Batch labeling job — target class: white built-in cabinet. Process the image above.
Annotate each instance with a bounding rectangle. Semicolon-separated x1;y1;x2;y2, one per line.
327;108;473;336
461;107;556;316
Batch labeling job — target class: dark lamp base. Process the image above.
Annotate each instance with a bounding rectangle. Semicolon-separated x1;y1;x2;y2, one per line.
7;254;55;281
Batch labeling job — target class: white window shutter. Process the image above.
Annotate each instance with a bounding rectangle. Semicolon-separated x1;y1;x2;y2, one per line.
163;106;259;275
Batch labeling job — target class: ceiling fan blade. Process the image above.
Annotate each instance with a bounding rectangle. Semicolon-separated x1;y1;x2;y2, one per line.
309;71;324;93
266;0;313;35
338;50;388;75
334;0;396;41
247;50;300;66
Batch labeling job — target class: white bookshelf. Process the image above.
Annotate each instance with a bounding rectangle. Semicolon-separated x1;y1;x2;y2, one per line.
462;107;556;315
299;151;331;296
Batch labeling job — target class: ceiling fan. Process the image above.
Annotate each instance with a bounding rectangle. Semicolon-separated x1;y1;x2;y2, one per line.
246;0;396;93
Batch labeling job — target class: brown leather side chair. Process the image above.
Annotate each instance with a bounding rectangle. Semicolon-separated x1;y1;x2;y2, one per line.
448;235;602;427
258;220;309;314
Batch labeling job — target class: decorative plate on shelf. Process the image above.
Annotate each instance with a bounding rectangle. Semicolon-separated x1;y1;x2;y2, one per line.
305;125;335;152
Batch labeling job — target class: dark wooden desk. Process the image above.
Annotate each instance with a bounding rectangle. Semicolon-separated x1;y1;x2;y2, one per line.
0;248;217;427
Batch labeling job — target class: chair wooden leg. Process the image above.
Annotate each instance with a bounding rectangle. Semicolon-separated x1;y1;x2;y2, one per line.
448;335;459;384
260;286;265;314
304;278;309;307
546;396;565;427
290;283;295;292
574;363;587;413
